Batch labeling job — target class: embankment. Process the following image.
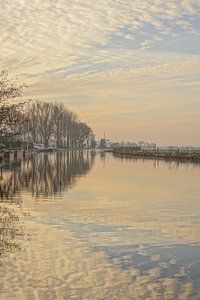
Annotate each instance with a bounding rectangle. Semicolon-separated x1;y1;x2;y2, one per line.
112;148;200;162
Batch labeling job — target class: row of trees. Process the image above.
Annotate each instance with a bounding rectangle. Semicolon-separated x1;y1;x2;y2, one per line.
26;101;95;148
0;71;95;148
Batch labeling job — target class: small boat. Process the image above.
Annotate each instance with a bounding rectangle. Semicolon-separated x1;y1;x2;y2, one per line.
33;144;56;153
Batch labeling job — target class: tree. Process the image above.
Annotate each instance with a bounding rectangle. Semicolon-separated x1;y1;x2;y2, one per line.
28;102;40;143
4;106;27;138
52;103;67;148
0;71;25;140
0;71;95;149
21;100;94;149
36;102;54;147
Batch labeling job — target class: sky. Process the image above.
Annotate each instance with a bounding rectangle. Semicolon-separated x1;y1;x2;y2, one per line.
0;0;200;146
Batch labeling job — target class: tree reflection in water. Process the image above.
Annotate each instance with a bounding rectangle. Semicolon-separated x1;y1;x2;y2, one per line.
0;162;23;263
0;151;95;262
0;206;22;264
20;150;95;198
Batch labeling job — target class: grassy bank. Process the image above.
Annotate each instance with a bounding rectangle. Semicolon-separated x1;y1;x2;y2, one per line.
112;148;200;162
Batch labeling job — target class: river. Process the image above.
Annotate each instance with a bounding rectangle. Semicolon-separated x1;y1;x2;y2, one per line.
0;151;200;299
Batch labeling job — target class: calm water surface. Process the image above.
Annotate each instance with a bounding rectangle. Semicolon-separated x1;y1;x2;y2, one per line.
0;151;200;299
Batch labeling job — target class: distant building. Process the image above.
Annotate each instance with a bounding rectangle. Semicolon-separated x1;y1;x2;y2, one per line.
179;146;200;153
138;141;157;151
138;141;145;146
99;139;111;148
111;142;121;148
120;141;126;147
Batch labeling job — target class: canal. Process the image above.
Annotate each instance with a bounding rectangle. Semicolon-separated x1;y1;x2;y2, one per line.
0;151;200;299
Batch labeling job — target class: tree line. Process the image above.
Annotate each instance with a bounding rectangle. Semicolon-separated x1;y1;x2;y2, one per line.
0;71;95;148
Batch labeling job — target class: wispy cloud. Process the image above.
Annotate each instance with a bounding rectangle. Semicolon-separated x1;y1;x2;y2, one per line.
0;0;200;144
1;0;199;75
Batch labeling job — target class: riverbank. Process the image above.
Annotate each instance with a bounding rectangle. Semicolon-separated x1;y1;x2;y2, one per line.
112;148;200;162
2;149;34;162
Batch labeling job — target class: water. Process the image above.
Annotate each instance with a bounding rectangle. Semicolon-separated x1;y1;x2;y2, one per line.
0;151;200;299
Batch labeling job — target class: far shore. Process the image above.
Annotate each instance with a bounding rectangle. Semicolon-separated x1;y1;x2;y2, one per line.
111;148;200;162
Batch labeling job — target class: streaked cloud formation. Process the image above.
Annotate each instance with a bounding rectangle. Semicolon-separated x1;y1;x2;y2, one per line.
1;0;200;145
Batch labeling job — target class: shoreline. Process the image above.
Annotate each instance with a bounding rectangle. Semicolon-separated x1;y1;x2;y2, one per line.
111;149;200;162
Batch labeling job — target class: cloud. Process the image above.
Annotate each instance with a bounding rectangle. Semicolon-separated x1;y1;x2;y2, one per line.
0;0;199;77
1;0;200;144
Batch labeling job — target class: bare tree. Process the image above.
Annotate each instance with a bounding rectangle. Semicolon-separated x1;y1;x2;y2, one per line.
36;102;55;147
0;71;25;139
21;100;94;149
52;103;67;148
4;106;27;138
28;102;40;143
